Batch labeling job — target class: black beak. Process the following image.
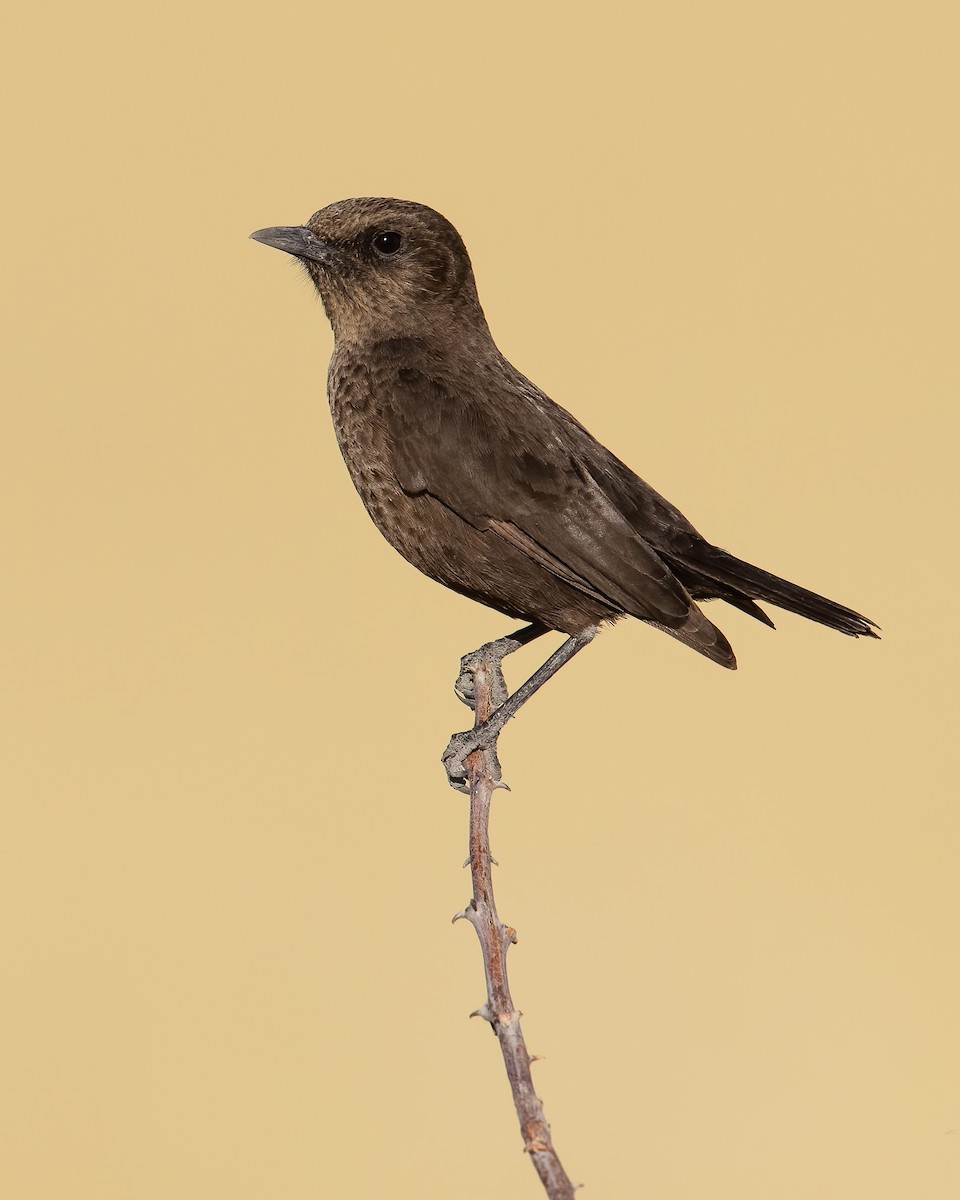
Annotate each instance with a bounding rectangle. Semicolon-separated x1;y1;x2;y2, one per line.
249;225;330;264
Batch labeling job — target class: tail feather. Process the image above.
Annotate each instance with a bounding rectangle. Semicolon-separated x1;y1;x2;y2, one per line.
722;591;777;629
676;544;879;639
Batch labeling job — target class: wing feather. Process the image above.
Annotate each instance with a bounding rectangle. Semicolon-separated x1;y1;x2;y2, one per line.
387;370;692;630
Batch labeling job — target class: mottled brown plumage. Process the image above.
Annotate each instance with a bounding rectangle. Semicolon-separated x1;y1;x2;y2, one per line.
251;198;877;672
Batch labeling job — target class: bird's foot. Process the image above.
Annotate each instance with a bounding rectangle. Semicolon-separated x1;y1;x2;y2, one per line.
442;725;509;792
454;637;516;710
454;623;548;708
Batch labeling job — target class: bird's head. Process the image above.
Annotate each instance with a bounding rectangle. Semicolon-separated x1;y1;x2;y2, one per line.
251;198;484;344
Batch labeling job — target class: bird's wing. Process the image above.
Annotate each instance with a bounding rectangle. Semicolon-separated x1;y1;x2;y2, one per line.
385;370;695;630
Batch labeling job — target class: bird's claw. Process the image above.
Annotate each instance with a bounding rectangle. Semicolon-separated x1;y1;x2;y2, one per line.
442;729;477;789
442;727;505;791
454;663;478;710
453;646;511;710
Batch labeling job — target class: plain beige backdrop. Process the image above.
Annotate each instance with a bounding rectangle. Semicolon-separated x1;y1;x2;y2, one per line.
2;2;957;1197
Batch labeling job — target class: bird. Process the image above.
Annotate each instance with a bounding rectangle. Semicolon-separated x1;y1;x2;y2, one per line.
250;198;877;785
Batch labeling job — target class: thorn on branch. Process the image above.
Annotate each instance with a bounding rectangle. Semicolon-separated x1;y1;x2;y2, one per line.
469;1003;495;1026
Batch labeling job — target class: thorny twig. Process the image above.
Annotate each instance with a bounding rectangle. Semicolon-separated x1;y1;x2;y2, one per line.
451;648;578;1200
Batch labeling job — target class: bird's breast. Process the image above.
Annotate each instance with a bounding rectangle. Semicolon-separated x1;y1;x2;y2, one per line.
326;353;417;544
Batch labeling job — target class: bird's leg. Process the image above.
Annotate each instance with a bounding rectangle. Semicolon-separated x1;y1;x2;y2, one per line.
443;625;597;790
454;622;549;712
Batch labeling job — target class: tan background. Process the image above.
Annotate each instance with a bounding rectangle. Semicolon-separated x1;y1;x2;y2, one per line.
2;2;957;1197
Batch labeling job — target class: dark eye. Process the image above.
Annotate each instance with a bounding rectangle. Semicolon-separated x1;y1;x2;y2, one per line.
372;230;403;256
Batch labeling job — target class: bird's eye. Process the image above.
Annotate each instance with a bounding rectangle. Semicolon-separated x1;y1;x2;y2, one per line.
372;231;403;256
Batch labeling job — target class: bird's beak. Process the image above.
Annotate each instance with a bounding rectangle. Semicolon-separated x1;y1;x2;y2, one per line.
249;225;331;264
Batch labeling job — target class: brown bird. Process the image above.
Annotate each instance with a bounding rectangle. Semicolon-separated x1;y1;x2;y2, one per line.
251;198;877;785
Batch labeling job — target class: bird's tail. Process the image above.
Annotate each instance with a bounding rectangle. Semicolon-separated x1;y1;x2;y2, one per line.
678;544;879;639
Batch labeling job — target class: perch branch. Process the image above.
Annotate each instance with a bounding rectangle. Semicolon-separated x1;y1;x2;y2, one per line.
452;646;578;1200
